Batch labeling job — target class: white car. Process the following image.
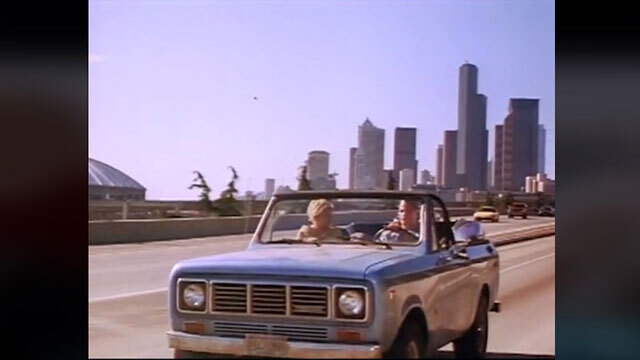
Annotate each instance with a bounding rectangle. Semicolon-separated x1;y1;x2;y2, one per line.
473;206;500;223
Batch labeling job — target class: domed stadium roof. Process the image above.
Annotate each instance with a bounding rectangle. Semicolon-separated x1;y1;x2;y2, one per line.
89;158;145;190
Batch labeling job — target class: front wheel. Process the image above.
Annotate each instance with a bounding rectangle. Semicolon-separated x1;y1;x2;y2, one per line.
386;320;425;359
453;294;489;359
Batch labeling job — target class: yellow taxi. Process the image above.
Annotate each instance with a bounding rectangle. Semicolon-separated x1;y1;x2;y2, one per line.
473;206;500;223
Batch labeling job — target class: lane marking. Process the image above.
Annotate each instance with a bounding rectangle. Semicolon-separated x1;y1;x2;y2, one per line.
497;236;555;252
89;287;168;304
489;222;555;237
500;252;555;273
89;234;555;304
90;252;556;303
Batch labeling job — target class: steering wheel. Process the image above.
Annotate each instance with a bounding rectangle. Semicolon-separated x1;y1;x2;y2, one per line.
373;227;413;243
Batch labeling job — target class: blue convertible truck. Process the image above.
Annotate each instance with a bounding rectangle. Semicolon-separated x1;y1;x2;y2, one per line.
167;191;500;359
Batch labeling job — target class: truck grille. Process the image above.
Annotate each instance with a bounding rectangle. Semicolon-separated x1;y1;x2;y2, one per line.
211;283;247;313
251;284;286;315
210;282;328;318
290;286;328;317
212;321;329;342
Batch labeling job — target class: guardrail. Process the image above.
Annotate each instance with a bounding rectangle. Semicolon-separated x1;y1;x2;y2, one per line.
490;223;556;246
88;208;477;245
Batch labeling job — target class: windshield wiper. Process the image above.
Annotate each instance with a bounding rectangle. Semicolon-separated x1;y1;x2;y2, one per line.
267;238;321;247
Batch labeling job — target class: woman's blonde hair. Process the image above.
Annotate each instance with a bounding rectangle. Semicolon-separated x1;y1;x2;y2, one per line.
307;199;334;221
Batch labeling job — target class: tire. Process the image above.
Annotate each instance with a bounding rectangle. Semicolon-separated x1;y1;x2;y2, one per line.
522;215;527;219
508;214;513;219
386;320;425;359
453;294;489;359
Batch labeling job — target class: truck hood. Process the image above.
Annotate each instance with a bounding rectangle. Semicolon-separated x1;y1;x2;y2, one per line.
173;245;412;280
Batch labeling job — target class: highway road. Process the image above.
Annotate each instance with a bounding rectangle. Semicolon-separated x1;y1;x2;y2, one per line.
89;216;555;358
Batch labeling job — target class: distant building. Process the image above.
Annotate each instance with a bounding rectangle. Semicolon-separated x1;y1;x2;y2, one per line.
393;127;417;184
525;176;537;193
538;124;546;175
493;124;504;190
348;147;357;189
524;173;555;195
89;158;146;201
399;168;415;191
264;178;275;199
275;185;294;194
487;160;493;189
456;63;488;190
354;118;385;189
501;99;540;191
436;145;444;186
383;169;395;189
412;183;437;192
420;169;434;185
306;151;329;182
443;130;458;188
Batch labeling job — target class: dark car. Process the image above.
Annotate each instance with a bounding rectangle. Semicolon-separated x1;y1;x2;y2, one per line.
538;205;555;217
508;202;528;219
167;191;501;359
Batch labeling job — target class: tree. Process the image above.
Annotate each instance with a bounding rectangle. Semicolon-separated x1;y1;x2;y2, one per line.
297;165;312;191
485;192;495;206
213;166;242;216
387;171;397;190
220;166;239;199
188;171;214;213
535;191;549;208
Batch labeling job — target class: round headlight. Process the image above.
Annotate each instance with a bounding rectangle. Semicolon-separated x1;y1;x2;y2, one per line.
183;284;205;308
338;290;364;315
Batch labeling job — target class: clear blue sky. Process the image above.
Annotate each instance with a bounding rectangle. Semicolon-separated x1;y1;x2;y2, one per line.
89;0;555;200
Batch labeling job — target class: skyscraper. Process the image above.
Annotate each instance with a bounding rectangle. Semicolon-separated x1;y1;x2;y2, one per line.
493;125;504;190
443;130;458;188
393;127;417;184
456;63;488;190
399;169;415;191
306;150;329;181
436;145;444;186
420;169;434;184
264;178;275;199
538;124;546;175
354;118;385;189
501;99;540;191
348;147;357;190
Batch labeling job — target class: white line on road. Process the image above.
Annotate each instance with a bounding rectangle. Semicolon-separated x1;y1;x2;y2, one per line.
500;252;555;274
89;245;555;304
89;287;168;304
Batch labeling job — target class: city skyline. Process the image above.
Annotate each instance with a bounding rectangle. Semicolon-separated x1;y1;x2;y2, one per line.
89;0;554;199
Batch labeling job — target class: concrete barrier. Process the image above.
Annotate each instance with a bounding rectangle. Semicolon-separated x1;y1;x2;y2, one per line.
89;208;476;245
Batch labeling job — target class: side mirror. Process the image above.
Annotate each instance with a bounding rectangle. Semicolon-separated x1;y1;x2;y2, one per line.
452;219;486;243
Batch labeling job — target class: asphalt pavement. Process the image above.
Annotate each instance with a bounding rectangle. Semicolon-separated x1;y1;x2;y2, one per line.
88;216;555;358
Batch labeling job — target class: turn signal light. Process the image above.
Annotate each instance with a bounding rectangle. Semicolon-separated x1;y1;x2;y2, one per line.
337;329;363;343
184;321;206;334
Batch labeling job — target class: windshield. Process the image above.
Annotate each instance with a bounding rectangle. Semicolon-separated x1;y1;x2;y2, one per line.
258;195;427;247
480;206;496;212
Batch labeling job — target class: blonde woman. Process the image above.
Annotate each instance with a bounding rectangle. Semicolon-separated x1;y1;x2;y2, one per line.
296;199;346;241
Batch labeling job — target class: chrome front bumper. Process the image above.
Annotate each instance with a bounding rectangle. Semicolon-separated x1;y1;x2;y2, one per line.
167;330;382;359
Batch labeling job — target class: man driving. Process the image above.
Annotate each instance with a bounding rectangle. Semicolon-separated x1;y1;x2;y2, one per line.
376;200;421;243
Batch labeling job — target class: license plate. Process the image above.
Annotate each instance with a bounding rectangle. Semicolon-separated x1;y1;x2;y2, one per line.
244;334;290;357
